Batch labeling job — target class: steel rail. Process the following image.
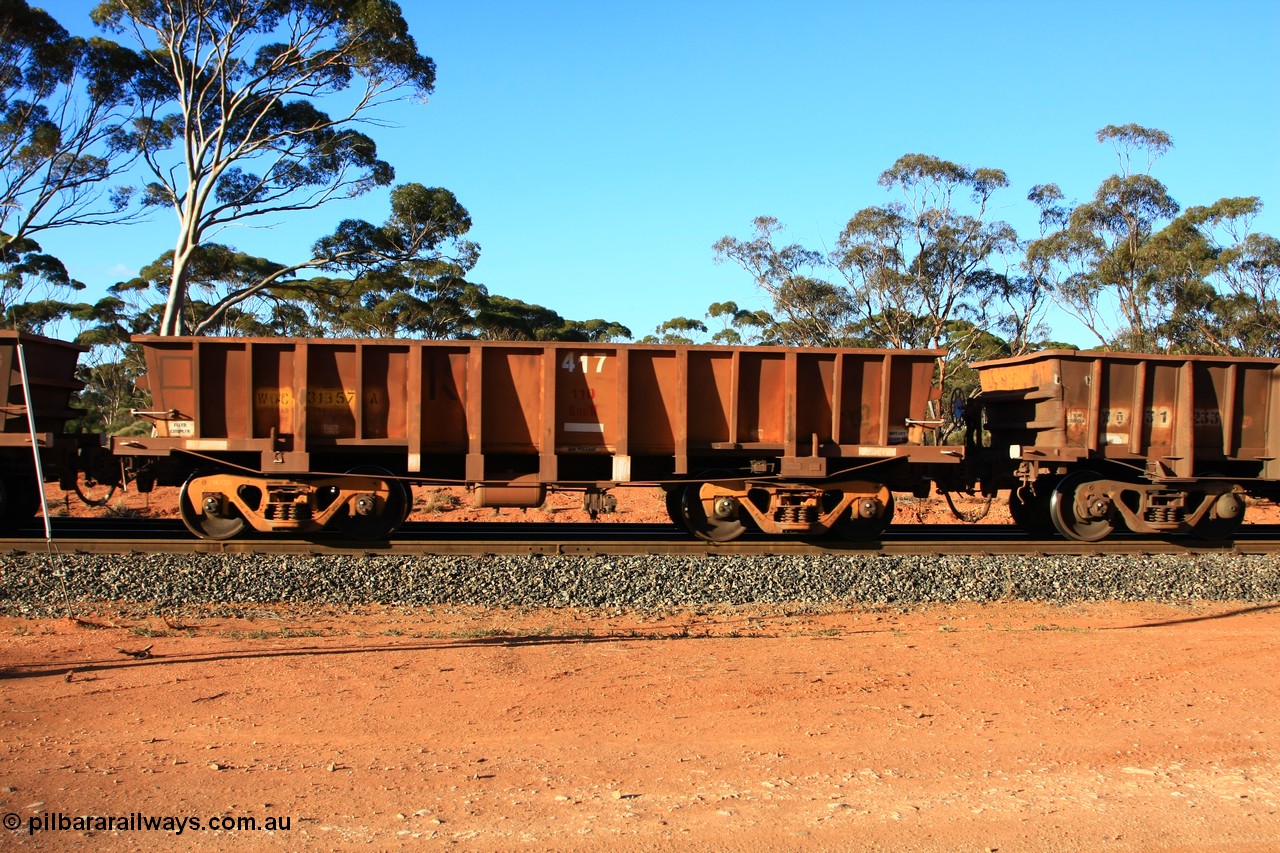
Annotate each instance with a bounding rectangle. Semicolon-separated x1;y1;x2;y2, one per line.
4;525;1278;558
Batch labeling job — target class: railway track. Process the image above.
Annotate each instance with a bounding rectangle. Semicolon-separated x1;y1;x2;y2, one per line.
5;519;1280;557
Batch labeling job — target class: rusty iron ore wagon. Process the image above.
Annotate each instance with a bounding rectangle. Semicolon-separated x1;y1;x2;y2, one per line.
972;349;1280;541
112;337;957;541
5;332;1279;544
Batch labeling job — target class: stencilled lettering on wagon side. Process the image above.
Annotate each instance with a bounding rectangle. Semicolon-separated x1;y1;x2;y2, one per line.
561;352;610;373
1193;408;1222;427
254;388;372;411
306;387;359;409
255;388;295;409
1065;408;1089;443
1102;408;1131;445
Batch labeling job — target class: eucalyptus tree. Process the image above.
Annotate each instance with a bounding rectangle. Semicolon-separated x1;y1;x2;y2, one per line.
566;318;632;343
644;316;707;345
1155;199;1279;356
111;242;291;333
705;300;775;345
0;236;86;332
101;181;477;338
0;1;143;246
832;153;1019;401
91;0;447;335
1025;125;1183;350
472;294;630;342
713;217;855;346
304;267;487;339
1026;124;1276;354
1213;230;1280;357
641;304;777;346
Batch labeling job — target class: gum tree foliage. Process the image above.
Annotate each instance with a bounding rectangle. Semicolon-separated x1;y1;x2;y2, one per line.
67;354;151;434
642;302;777;345
471;295;631;342
0;0;143;330
105;183;480;336
705;301;774;345
643;316;706;345
0;235;85;333
1207;229;1280;357
981;182;1065;356
301;268;488;339
713;217;856;347
280;273;632;341
1025;125;1181;350
90;0;452;335
0;1;143;243
1148;199;1279;357
290;273;630;341
109;241;302;335
1026;124;1277;355
832;154;1019;396
716;156;1019;422
64;294;151;435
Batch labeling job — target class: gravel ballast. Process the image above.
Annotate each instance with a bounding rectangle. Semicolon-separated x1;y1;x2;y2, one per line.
3;551;1280;617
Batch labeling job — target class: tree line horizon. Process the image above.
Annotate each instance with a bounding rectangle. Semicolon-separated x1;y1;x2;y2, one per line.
0;2;1275;434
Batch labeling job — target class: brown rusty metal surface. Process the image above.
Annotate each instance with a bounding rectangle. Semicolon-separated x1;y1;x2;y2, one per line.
131;337;951;485
976;349;1280;479
0;330;86;440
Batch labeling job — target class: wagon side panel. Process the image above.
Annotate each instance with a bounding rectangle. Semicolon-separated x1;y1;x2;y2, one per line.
0;331;87;440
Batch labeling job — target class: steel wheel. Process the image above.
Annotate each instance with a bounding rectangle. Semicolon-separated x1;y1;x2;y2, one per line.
335;466;407;541
664;487;688;531
832;489;895;541
179;471;247;540
680;482;746;543
1048;471;1116;542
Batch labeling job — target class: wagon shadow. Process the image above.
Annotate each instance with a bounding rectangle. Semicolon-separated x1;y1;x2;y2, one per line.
0;632;648;681
1106;602;1280;630
0;608;899;680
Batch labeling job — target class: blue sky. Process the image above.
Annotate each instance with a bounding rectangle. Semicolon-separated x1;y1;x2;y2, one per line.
42;0;1280;344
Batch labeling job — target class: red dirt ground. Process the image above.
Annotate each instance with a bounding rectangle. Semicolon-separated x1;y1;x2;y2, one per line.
2;602;1279;851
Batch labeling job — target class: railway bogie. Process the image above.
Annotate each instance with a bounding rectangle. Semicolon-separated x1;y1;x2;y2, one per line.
175;467;408;540
666;478;895;542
